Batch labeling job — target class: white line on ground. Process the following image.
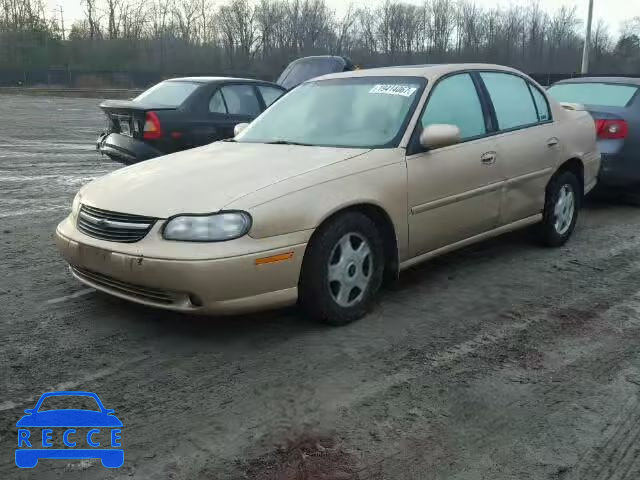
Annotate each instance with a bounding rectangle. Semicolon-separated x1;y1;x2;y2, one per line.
0;139;90;149
45;288;95;305
0;174;101;181
0;205;67;218
0;355;149;412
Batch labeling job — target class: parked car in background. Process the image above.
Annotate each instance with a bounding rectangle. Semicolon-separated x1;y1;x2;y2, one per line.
59;64;599;325
547;77;640;202
276;55;357;90
96;77;286;164
96;56;358;165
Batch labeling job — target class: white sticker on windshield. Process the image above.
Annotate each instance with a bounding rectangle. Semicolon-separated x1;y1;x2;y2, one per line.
369;84;418;97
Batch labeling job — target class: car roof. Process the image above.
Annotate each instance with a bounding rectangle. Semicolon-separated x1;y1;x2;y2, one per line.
287;55;349;63
312;63;527;82
553;77;640;86
166;76;280;86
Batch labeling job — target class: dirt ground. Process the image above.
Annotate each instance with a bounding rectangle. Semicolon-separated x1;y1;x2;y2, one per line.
1;95;640;480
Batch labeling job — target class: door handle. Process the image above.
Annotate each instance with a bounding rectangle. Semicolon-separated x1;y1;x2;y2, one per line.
480;152;497;165
547;137;559;147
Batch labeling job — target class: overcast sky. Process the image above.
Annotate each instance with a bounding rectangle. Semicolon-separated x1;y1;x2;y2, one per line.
50;0;639;36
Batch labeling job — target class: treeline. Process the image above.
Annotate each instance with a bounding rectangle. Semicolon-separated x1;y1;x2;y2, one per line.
2;0;640;80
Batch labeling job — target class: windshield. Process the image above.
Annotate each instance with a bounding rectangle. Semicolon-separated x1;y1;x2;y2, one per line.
237;77;425;148
548;82;639;108
134;81;200;107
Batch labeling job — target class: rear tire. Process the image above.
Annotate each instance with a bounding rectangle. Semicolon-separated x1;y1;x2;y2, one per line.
299;212;384;326
537;171;581;247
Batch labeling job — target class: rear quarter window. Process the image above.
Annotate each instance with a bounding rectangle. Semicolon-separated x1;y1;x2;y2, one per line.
529;85;551;122
548;83;639;108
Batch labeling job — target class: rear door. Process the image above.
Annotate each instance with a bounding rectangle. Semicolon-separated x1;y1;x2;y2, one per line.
477;71;559;225
205;83;263;141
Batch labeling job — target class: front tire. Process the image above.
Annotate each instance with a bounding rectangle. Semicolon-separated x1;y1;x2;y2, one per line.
537;171;581;247
299;212;384;326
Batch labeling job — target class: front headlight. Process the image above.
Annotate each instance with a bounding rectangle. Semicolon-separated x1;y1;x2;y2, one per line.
162;211;252;242
71;192;82;221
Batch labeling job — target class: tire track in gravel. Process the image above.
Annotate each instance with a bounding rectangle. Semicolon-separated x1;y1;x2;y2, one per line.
4;219;640;480
565;299;640;480
327;258;640;480
162;243;640;478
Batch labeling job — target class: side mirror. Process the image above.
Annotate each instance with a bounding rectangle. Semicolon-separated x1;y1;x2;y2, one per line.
24;409;34;414
420;124;461;150
234;123;249;137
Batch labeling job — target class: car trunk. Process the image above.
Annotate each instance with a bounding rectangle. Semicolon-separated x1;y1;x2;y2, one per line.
99;100;176;139
581;106;635;157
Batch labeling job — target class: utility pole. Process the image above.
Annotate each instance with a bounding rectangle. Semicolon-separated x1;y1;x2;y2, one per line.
59;5;66;40
581;0;594;73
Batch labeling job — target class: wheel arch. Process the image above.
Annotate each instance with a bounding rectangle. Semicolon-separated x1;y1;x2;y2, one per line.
305;202;400;283
555;157;585;196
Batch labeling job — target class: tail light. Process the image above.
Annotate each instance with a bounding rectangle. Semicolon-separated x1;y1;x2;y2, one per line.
595;119;628;140
143;111;162;140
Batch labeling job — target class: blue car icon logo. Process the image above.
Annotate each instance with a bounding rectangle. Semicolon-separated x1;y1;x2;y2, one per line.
16;391;123;468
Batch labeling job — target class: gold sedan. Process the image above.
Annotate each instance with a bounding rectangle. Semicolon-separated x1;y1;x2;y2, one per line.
55;64;600;325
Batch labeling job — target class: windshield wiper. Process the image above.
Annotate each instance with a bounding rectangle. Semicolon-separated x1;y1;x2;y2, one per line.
265;140;311;146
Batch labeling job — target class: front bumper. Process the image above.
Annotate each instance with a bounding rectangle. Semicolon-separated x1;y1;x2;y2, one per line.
597;148;640;188
96;133;163;164
55;219;308;315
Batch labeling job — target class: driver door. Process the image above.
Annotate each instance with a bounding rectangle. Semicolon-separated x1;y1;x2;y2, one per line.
406;73;504;257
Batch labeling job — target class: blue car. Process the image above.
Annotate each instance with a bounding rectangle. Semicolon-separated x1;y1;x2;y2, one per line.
548;77;640;202
16;391;123;468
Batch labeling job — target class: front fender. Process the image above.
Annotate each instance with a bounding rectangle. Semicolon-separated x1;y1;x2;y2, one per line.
243;158;409;261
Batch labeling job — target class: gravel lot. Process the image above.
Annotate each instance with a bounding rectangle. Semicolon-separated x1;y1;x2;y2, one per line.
1;94;640;480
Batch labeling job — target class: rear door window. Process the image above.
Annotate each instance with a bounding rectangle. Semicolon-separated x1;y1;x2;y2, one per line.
421;73;486;140
220;85;261;115
258;86;285;107
134;81;200;107
547;83;639;107
480;72;539;130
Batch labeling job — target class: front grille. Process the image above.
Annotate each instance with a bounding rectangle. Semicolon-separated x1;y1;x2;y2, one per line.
77;204;155;243
71;266;176;305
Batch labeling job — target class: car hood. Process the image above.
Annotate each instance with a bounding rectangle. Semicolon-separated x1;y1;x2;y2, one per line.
16;410;123;427
82;142;369;218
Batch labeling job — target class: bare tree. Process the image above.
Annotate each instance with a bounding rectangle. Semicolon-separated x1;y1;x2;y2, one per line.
173;0;198;44
430;0;454;57
335;4;356;55
81;0;101;39
2;0;635;84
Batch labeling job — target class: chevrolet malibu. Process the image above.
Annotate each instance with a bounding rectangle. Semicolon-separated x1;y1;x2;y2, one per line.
55;64;600;325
